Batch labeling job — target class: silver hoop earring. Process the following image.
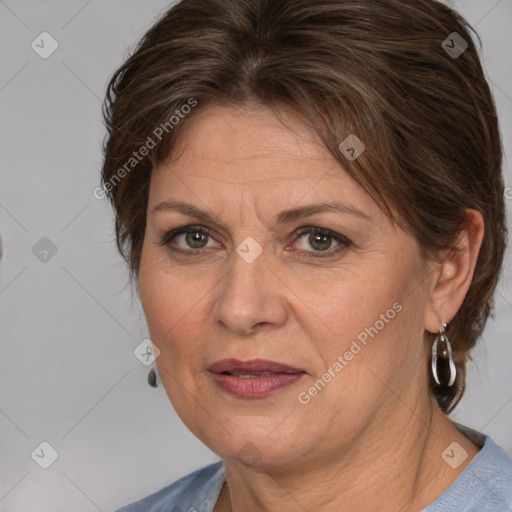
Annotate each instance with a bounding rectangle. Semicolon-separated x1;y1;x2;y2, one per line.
431;323;456;387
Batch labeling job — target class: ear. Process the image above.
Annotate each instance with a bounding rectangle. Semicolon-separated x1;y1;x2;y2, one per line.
424;209;485;333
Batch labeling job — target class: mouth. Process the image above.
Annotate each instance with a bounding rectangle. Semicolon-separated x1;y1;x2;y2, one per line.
208;359;306;398
221;371;276;378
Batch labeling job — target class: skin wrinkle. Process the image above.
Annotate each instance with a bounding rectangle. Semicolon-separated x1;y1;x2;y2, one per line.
413;403;436;499
138;104;482;512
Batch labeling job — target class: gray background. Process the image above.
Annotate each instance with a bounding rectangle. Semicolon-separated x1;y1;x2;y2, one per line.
0;1;511;510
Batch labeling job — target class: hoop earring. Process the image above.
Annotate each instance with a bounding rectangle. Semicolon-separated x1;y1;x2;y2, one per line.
431;323;456;387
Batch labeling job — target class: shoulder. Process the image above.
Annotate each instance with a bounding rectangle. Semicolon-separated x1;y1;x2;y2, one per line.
114;461;225;512
425;425;512;512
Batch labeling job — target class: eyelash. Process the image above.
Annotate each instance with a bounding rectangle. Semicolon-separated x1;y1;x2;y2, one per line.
158;225;351;258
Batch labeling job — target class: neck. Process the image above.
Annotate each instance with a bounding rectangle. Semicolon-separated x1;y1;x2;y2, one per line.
216;398;479;512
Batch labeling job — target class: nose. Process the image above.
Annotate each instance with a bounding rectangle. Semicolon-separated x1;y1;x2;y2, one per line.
213;250;289;336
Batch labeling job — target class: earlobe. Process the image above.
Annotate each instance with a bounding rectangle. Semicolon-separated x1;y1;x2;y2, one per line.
424;209;485;333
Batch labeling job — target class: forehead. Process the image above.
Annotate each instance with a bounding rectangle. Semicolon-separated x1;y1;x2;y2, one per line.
165;105;333;178
175;103;327;157
150;104;373;205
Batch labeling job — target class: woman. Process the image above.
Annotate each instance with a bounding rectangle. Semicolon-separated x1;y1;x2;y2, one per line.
102;0;512;510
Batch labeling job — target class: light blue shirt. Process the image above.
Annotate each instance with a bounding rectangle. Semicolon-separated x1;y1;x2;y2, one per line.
115;424;512;512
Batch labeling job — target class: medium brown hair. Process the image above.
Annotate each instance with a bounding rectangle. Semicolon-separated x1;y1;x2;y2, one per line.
101;0;506;413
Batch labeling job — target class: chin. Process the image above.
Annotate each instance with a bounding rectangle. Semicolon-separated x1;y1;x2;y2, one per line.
195;416;311;468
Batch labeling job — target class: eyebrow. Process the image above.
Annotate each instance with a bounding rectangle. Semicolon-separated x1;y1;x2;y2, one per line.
149;200;370;227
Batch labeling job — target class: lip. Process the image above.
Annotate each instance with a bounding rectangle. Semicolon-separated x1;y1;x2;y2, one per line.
208;358;306;398
208;358;304;374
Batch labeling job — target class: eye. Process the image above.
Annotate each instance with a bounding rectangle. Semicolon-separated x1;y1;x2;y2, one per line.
159;225;351;258
293;227;350;257
159;225;221;254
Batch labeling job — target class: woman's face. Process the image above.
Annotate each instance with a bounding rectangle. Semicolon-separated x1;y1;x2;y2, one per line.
139;104;434;468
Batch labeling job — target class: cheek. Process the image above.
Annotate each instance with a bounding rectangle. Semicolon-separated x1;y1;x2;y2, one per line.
138;260;209;426
304;256;424;376
138;252;212;368
296;264;402;342
139;250;180;349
